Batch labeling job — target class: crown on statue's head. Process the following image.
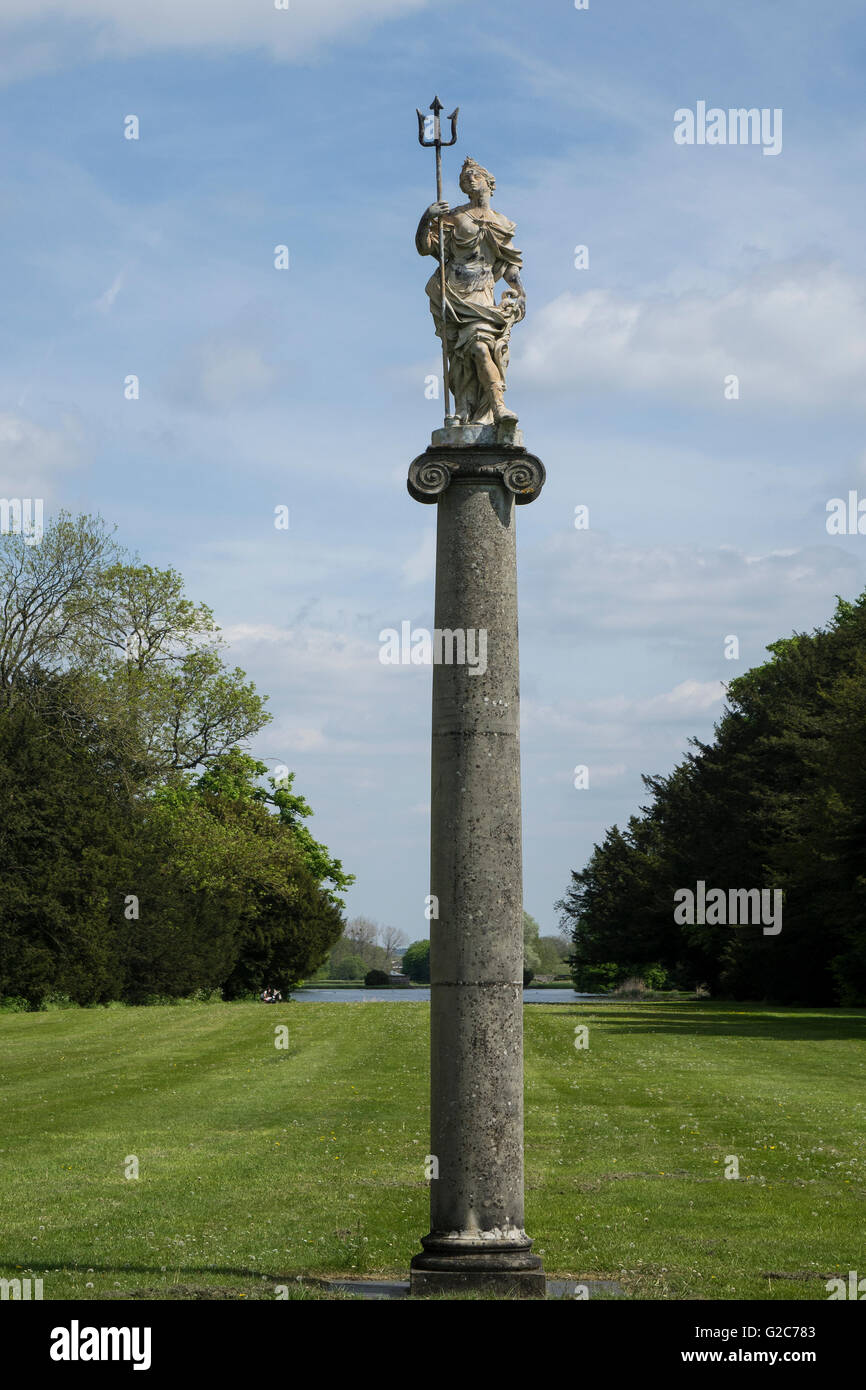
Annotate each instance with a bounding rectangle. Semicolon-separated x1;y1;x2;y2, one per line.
459;156;496;193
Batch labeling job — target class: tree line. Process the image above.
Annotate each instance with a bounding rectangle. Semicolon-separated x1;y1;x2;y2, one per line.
321;917;408;980
319;913;570;984
0;513;350;1007
558;591;866;1006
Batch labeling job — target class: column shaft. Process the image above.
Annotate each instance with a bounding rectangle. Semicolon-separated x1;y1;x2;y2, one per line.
410;470;544;1294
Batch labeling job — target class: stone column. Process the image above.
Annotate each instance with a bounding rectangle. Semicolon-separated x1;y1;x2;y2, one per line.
407;431;546;1297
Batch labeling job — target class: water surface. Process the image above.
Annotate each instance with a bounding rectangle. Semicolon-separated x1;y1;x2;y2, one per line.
290;987;595;1004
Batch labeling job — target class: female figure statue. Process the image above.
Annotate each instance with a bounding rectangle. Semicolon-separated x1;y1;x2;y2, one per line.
416;157;525;426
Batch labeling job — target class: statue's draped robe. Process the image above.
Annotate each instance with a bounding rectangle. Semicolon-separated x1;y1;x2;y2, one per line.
422;208;522;423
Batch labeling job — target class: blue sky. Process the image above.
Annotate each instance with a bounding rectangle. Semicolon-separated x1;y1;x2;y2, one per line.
2;0;865;937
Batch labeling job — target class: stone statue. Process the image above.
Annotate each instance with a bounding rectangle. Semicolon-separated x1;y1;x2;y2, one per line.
416;157;525;427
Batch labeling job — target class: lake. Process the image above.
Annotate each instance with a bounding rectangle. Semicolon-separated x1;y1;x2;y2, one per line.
289;988;595;1004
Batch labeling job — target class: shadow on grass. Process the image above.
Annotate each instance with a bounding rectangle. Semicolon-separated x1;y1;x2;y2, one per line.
1;1260;373;1300
557;1003;866;1042
3;1259;323;1284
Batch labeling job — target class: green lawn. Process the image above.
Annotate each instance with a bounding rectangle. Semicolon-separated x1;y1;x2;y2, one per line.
0;1000;863;1300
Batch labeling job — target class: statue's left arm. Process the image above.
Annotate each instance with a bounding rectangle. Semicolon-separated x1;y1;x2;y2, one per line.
493;217;526;323
501;262;526;323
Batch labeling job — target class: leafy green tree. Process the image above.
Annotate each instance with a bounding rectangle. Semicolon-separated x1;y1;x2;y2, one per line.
0;513;117;694
87;566;271;780
333;955;367;980
270;773;354;908
119;793;245;1002
570;962;621;993
536;935;569;974
329;919;389;974
0;516;272;784
129;751;345;1001
523;911;542;974
402;939;430;982
0;517;352;1007
0;670;129;1005
559;590;866;1005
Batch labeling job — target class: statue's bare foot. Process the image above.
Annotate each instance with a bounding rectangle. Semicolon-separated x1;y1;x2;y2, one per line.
489;382;517;424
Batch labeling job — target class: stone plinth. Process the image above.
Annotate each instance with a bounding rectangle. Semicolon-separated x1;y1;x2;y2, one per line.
431;420;524;449
407;442;546;1298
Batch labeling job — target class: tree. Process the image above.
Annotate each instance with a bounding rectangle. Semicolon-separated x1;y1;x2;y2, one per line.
269;771;354;907
402;939;430;982
0;670;129;1005
0;515;273;784
128;751;345;1001
82;561;221;674
329;917;388;972
119;794;241;1001
0;512;117;694
558;590;866;1005
333;954;367;980
365;968;391;987
346;916;379;954
523;911;542;974
88;567;272;780
0;514;353;1005
379;924;408;958
536;935;569;974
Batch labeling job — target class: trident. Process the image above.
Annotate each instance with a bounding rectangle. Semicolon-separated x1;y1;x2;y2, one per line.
417;95;459;421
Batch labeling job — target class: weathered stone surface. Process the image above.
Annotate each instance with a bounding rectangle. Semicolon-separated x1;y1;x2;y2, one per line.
416;157;525;426
408;448;545;1296
407;444;545;506
432;421;524;448
409;1269;547;1299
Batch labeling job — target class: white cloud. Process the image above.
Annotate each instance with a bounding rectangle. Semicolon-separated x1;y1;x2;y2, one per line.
527;531;859;641
220;619;428;757
527;680;724;739
221;622;379;689
517;262;866;409
198;343;276;409
0;413;81;498
92;272;124;314
636;679;726;721
163;339;277;412
0;0;430;65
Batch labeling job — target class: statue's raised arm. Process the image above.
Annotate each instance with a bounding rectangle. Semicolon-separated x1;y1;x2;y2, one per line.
418;157;525;427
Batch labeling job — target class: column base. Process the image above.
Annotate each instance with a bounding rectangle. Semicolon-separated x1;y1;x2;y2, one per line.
409;1238;546;1298
409;1263;546;1299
